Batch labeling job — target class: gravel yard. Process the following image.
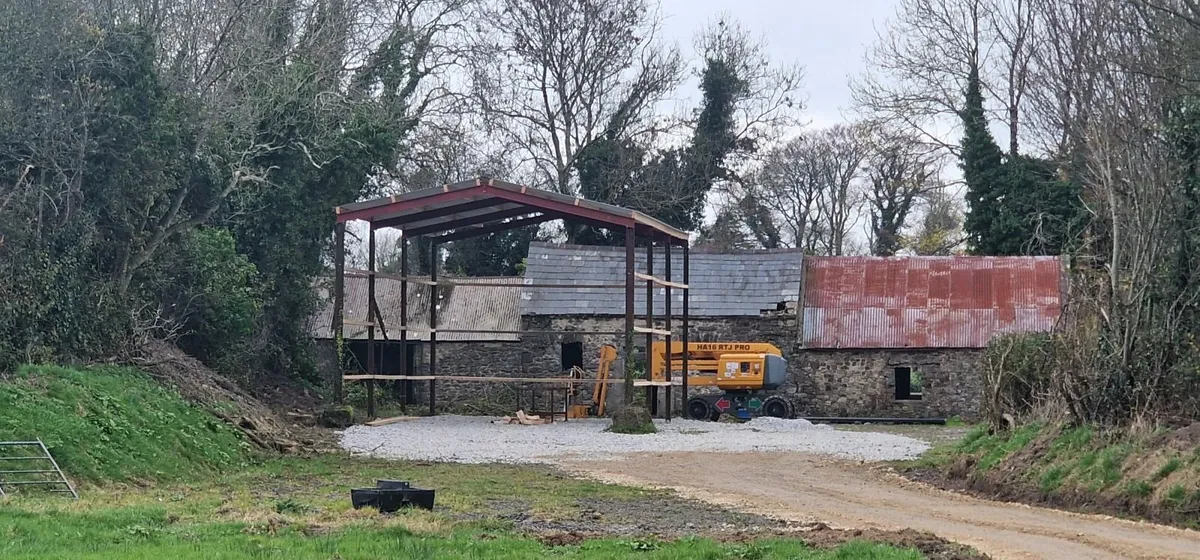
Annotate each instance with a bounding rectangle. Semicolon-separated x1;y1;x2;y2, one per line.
339;415;929;463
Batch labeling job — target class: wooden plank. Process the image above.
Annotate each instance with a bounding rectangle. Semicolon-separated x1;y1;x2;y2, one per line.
633;380;679;387
345;269;623;289
447;281;626;289
436;376;577;384
343;374;437;381
437;329;623;336
344;269;437;286
342;319;378;328
364;416;421;427
635;272;689;289
346;374;682;385
633;326;671;336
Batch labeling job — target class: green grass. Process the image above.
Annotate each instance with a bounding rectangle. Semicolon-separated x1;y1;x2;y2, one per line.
0;455;925;560
0;509;925;560
1039;466;1067;494
1078;444;1131;491
1126;479;1153;498
972;424;1043;472
1153;458;1183;481
1163;484;1189;511
0;365;249;482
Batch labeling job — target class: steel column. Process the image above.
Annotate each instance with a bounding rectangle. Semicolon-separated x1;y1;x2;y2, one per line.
623;228;636;405
429;241;438;416
682;244;689;407
400;234;410;408
645;239;655;416
367;226;377;419
333;222;346;403
664;240;672;421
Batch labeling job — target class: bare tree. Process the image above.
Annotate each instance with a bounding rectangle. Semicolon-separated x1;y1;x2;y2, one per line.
863;129;944;256
468;0;683;195
1024;0;1115;158
907;188;965;255
852;0;989;153
751;137;826;251
987;0;1039;155
812;125;870;256
743;125;868;254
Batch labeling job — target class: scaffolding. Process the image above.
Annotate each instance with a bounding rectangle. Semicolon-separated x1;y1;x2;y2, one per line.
333;177;693;419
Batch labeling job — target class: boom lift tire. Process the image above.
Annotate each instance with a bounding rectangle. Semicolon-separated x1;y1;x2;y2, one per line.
686;397;714;421
762;395;793;419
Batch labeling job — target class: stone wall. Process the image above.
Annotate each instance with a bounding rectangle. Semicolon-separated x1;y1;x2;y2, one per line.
791;349;984;420
519;314;801;414
317;311;984;419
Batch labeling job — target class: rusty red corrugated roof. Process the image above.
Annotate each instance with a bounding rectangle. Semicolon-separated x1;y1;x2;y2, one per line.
802;256;1063;349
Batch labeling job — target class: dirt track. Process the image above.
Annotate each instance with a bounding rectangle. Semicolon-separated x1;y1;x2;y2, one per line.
563;451;1200;560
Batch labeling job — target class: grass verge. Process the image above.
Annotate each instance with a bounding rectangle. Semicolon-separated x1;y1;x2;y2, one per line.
0;365;249;482
899;421;1200;528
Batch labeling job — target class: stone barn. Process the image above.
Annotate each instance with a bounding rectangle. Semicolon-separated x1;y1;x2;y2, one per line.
797;256;1064;420
518;242;806;406
312;248;1063;420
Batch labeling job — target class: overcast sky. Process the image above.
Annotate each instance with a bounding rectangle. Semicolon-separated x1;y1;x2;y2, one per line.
659;0;900;128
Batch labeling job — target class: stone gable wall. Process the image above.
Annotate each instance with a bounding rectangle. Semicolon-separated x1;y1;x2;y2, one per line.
793;349;984;420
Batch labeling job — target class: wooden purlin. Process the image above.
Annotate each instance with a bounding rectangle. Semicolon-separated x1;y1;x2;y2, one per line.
634;271;688;289
343;374;682;386
344;268;437;286
632;326;671;336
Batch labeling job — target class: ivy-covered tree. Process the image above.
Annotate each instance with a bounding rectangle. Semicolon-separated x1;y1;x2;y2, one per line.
572;54;750;245
960;64;1008;255
960;64;1080;256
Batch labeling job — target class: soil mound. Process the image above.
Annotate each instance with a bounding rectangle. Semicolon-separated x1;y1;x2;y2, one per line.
138;340;300;452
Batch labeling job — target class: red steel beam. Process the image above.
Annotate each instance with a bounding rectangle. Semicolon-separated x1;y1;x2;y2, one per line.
434;213;558;243
371;197;513;230
404;205;535;236
336;186;486;224
486;187;636;229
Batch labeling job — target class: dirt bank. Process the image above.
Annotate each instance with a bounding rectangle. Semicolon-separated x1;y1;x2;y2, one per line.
562;451;1200;560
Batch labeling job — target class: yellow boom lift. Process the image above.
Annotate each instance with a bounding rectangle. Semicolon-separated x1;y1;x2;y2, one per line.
650;341;795;421
568;342;795;421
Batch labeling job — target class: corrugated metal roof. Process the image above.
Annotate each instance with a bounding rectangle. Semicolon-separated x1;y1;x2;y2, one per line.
521;243;803;317
802;256;1063;349
310;275;521;342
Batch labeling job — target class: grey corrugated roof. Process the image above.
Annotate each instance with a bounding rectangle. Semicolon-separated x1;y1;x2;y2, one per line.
521;243;803;317
311;275;521;341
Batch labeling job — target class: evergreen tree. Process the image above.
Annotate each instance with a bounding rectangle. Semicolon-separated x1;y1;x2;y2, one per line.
960;65;1080;256
959;64;1006;255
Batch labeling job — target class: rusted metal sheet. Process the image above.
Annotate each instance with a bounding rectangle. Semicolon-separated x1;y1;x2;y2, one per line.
803;256;1063;349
